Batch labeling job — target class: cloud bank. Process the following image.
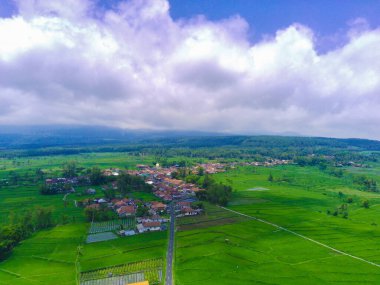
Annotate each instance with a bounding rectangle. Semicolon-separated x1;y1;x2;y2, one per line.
0;0;380;139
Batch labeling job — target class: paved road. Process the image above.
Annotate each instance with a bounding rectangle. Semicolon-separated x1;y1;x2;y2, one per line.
165;202;175;285
221;206;380;268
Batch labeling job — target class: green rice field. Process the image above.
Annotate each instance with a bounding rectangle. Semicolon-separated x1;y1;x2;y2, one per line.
175;165;380;285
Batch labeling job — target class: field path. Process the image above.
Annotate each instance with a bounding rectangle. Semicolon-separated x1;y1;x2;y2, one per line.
165;202;175;285
220;206;380;269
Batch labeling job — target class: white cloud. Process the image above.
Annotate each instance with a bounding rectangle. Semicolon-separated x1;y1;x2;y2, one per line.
0;0;379;139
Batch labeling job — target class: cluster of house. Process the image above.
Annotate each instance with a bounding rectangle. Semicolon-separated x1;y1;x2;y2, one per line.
194;163;226;174
128;165;202;201
175;201;202;217
336;161;365;168
102;168;121;176
240;159;291;167
136;212;169;234
87;197;170;236
44;177;87;193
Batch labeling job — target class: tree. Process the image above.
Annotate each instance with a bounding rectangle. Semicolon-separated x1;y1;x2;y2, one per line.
84;206;117;222
61;214;69;225
195;190;208;201
185;175;200;184
35;168;45;181
196;183;232;206
0;207;55;261
62;161;77;178
362;200;370;209
34;207;54;229
40;184;55;195
20;211;34;234
136;204;149;217
192;202;204;209
268;172;273;182
89;167;105;185
103;188;116;200
202;175;215;188
117;174;152;196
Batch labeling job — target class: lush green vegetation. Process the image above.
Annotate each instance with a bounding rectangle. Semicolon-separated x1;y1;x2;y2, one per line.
0;152;156;225
0;151;168;284
196;181;232;206
2;132;380;284
84;205;118;222
0;223;86;285
117;173;153;195
0;206;55;260
80;231;167;272
80;258;163;283
175;164;380;285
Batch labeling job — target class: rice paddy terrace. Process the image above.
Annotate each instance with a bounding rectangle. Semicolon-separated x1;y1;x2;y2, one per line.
175;165;380;285
2;151;380;284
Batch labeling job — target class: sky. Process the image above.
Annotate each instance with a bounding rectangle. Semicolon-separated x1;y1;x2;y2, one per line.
0;0;380;139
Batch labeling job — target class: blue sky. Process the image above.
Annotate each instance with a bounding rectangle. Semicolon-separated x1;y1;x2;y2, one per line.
169;0;380;51
0;0;380;139
2;0;380;51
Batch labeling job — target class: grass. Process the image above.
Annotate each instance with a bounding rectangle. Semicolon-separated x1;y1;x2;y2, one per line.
80;258;163;284
0;222;168;284
80;231;167;272
177;203;248;231
0;185;88;226
0;223;87;285
0;152;171;284
127;191;158;201
4;153;380;284
86;232;118;243
176;219;380;285
0;152;157;225
175;165;380;285
88;217;136;234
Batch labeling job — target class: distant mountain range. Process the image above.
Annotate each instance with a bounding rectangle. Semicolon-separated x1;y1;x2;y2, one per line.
0;125;226;149
0;125;380;152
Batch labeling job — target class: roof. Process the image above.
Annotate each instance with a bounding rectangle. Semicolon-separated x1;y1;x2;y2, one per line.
117;206;135;214
143;221;161;228
182;207;195;213
151;202;167;208
127;281;149;285
115;201;127;207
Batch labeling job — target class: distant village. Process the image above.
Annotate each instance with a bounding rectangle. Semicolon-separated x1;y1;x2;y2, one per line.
42;160;292;240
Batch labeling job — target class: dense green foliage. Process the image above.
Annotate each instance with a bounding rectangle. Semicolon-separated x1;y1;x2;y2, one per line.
117;173;152;195
195;175;232;206
1;131;380;284
84;205;118;222
0;207;54;260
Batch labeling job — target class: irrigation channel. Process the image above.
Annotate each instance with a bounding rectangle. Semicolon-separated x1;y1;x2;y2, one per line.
220;206;380;269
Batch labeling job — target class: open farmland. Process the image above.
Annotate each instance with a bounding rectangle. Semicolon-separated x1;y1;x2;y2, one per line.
80;259;163;285
80;231;167;273
175;165;380;284
177;203;249;231
89;218;135;234
0;152;156;225
86;232;118;243
0;223;168;285
0;223;86;285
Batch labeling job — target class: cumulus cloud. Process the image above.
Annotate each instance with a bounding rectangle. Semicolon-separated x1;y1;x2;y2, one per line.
0;0;379;139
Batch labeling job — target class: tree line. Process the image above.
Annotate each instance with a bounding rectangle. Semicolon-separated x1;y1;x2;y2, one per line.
0;207;54;260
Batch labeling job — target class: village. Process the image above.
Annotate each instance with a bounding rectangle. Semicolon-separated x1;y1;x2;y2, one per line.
42;159;292;242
